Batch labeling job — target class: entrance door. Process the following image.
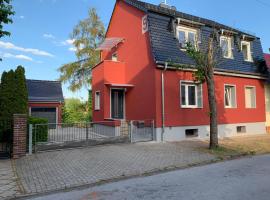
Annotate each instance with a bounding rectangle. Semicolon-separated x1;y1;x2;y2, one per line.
111;89;124;119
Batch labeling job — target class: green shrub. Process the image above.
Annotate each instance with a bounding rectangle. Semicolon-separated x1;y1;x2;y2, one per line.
28;117;48;144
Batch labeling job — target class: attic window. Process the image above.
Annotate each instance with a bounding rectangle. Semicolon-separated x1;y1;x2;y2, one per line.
220;36;233;59
177;26;198;49
241;41;252;62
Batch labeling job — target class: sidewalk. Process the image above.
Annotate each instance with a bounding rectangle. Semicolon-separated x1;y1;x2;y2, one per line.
0;160;20;200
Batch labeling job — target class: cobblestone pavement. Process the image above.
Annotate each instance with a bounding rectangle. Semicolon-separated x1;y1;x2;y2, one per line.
15;141;216;196
0;160;20;200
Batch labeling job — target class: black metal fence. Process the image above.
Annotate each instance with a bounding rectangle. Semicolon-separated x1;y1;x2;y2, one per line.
0;120;13;159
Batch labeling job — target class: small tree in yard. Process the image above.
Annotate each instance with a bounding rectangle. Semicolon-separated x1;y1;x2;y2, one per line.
0;66;28;141
184;30;221;149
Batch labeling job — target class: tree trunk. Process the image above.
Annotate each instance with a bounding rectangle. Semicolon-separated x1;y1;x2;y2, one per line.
206;35;218;149
206;70;218;149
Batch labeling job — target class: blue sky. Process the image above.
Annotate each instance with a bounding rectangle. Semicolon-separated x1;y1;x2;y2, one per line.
0;0;269;100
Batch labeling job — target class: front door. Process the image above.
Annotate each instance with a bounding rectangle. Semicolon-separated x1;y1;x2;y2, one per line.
111;89;124;119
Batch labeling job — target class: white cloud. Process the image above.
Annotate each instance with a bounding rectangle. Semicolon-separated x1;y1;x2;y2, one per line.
43;33;55;39
61;39;75;46
2;53;33;61
0;41;54;57
19;15;25;19
68;47;76;52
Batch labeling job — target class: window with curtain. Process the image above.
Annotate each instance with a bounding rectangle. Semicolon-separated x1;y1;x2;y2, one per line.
245;86;256;108
224;85;236;108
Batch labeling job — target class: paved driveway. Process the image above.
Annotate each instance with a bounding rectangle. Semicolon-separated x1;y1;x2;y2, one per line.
25;154;270;200
14;141;215;196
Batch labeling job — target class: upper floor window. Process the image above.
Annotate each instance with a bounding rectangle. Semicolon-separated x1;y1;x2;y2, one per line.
241;41;252;62
220;36;233;59
177;26;198;49
180;81;203;108
245;86;256;108
224;85;236;108
95;91;100;110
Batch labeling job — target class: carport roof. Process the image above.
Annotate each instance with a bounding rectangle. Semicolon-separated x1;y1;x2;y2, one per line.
27;79;64;102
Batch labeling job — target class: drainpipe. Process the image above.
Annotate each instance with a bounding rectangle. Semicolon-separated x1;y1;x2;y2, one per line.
161;62;168;142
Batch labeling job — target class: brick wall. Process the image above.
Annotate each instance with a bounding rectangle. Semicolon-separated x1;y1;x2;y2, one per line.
13;114;27;159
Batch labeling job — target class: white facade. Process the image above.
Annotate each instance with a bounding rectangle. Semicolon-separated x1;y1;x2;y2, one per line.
155;122;266;142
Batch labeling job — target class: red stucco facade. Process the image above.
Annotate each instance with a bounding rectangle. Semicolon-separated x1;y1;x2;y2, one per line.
92;0;266;134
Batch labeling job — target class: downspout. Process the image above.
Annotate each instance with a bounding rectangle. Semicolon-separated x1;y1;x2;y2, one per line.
161;62;168;142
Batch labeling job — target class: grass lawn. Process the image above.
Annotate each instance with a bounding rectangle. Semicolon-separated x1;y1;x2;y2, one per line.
202;134;270;160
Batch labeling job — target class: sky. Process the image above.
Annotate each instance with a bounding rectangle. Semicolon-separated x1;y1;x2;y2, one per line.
0;0;269;100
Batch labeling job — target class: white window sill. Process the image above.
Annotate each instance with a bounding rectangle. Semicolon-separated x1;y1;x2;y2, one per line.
225;106;237;109
181;106;201;109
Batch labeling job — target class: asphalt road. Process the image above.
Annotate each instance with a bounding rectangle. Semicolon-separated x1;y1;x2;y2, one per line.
26;154;270;200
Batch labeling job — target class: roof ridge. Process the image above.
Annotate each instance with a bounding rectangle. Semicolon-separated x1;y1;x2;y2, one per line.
125;0;256;37
26;79;61;83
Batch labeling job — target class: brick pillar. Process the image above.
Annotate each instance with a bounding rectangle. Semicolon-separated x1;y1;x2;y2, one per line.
13;114;27;159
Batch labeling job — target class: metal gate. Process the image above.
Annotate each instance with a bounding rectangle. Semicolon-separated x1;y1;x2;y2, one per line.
31;121;129;152
130;120;155;143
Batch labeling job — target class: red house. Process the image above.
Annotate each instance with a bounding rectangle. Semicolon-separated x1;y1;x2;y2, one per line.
92;0;268;141
27;79;64;124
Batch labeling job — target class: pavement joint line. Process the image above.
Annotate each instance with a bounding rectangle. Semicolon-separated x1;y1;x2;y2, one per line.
11;159;26;195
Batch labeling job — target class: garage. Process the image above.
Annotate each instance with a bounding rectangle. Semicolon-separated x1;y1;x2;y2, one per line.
31;107;57;124
27;79;64;124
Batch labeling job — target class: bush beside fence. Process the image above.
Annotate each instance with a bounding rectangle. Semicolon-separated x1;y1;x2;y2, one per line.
28;117;48;144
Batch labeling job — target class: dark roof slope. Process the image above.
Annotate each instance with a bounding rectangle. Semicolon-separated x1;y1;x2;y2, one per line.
265;54;270;68
123;0;265;75
27;79;64;102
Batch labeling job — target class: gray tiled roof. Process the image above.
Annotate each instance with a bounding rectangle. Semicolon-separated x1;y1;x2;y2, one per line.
124;0;266;75
27;79;64;102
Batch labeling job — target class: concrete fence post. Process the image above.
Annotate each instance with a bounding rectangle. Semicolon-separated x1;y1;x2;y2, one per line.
13;114;27;159
29;124;33;155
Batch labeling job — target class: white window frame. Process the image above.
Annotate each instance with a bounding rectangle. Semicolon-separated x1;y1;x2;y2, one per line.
176;26;198;50
245;85;256;108
241;41;253;62
224;84;237;108
180;81;203;108
220;35;233;59
95;91;101;111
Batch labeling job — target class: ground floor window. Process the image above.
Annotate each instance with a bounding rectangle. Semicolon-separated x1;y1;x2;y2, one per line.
95;91;100;110
180;81;202;108
224;85;236;108
245;86;256;108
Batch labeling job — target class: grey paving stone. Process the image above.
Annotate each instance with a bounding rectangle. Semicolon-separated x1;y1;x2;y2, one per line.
15;141;215;195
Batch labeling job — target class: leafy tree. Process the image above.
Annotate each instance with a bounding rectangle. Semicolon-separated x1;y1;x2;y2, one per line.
0;0;14;38
0;66;28;141
171;30;221;149
58;8;105;92
14;66;28;114
0;0;15;61
62;98;90;123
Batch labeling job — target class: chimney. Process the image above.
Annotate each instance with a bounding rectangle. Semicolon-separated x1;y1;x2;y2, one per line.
159;1;176;11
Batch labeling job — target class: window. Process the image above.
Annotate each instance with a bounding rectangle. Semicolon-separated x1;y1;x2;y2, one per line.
224;85;236;108
112;52;118;61
95;91;100;110
185;129;199;138
241;41;252;62
177;26;198;49
180;82;203;108
237;126;246;133
245;86;256;108
220;36;233;59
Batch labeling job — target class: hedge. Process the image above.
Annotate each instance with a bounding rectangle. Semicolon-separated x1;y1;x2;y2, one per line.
28;117;48;144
